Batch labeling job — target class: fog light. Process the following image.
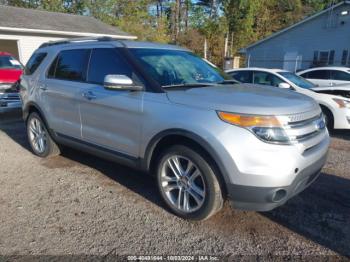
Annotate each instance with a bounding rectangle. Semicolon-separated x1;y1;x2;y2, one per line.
271;189;287;202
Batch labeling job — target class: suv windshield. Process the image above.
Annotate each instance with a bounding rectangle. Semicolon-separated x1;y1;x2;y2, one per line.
279;72;315;89
0;56;23;70
128;48;230;88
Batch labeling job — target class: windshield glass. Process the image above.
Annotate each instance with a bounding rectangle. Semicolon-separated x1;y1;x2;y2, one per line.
279;72;315;89
128;48;230;87
0;56;23;70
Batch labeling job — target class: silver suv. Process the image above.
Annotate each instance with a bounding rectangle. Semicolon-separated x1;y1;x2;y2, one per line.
20;37;330;220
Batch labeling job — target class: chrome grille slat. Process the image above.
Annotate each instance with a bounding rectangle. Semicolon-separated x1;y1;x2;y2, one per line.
280;110;327;151
0;93;20;102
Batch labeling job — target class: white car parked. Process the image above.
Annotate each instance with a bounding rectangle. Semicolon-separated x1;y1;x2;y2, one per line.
227;68;350;130
297;67;350;87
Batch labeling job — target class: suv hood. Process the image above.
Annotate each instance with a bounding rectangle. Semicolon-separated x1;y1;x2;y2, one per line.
166;84;318;115
0;69;22;83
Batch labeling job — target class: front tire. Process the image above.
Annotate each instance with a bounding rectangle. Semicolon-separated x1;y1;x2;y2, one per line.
27;112;60;158
156;145;224;221
321;106;334;131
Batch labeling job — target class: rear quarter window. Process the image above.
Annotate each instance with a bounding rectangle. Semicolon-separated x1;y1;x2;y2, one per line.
47;49;90;82
25;52;47;75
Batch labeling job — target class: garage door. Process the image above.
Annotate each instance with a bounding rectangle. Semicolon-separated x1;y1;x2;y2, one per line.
0;39;19;60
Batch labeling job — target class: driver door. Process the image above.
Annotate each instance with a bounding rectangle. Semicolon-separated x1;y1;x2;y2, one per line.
79;48;144;158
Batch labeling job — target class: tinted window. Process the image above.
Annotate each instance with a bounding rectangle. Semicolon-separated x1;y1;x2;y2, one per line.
0;56;23;70
47;56;58;78
306;70;331;79
25;53;46;75
50;49;89;81
299;72;309;78
331;70;350;81
229;71;252;83
87;48;133;84
253;71;283;87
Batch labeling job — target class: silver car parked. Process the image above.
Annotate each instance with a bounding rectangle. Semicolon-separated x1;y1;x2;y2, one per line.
20;37;329;220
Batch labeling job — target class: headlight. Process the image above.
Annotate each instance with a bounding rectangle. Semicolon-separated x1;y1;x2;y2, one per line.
333;98;350;108
0;83;13;89
217;111;290;144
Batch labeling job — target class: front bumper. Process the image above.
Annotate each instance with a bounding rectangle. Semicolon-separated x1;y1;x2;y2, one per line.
207;119;330;212
0;92;22;113
333;107;350;129
228;152;327;211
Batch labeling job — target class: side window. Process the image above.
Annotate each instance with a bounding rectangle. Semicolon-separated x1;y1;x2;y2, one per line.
331;70;350;81
25;52;47;75
307;70;330;79
87;48;133;85
49;49;89;81
253;71;283;87
229;71;252;83
300;72;308;78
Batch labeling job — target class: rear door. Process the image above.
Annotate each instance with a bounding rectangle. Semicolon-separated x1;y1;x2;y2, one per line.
41;48;90;138
79;47;144;158
302;70;332;86
330;70;350;85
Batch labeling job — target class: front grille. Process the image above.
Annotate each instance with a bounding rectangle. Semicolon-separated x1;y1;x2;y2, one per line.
0;93;20;102
279;109;327;151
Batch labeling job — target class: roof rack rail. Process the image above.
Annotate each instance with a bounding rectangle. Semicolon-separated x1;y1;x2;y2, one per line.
38;36;116;49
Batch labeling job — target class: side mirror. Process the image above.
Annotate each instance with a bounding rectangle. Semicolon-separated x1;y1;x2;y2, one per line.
278;82;291;89
103;75;143;91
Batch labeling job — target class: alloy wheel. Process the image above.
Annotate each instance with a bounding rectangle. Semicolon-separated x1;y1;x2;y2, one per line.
28;117;47;154
160;155;206;213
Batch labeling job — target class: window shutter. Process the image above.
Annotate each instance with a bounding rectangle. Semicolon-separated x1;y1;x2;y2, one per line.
313;51;319;65
342;50;348;65
329;50;335;65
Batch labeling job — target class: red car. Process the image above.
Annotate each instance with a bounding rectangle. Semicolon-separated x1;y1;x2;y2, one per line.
0;52;23;112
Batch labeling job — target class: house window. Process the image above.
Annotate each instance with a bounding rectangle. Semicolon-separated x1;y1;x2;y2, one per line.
342;50;348;65
319;51;330;65
313;50;335;66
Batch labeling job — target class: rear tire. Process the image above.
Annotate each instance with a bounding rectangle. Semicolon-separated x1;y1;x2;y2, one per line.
27;112;60;158
156;145;224;221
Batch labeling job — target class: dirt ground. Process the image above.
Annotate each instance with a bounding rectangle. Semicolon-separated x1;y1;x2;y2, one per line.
0;111;349;261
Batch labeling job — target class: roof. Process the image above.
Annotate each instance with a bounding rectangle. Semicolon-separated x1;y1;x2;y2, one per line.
226;67;288;73
38;37;189;52
242;1;350;52
0;5;136;39
298;66;350;73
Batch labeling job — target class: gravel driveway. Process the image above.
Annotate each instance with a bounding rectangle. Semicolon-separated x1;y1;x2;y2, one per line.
0;111;349;260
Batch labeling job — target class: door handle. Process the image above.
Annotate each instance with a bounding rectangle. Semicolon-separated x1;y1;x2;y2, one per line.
39;84;48;91
82;91;97;100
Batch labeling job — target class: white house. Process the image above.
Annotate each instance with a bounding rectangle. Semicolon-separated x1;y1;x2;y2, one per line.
0;5;136;64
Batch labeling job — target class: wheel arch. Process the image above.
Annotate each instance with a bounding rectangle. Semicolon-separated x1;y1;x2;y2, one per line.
318;103;334;128
23;102;50;129
142;129;230;195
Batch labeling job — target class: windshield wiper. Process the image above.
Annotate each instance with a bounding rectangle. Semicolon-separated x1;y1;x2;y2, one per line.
162;83;216;89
